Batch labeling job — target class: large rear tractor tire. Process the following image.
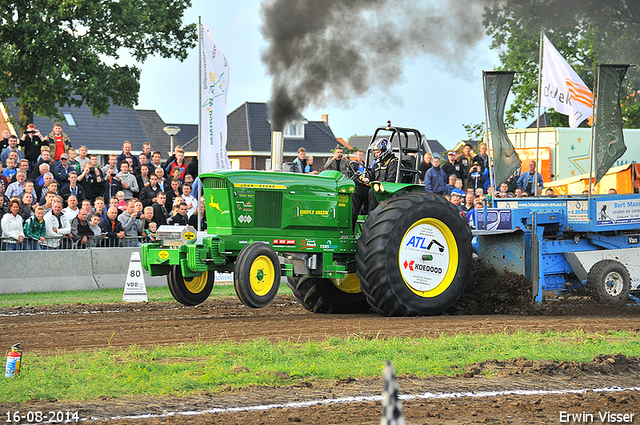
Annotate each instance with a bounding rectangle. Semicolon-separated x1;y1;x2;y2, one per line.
356;191;472;316
587;259;630;304
286;275;371;314
168;266;214;306
234;243;281;308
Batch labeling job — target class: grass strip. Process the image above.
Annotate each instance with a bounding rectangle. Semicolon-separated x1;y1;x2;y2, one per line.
1;330;639;403
0;283;292;308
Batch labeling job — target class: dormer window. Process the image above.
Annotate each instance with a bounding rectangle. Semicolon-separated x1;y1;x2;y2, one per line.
284;122;305;138
63;112;77;127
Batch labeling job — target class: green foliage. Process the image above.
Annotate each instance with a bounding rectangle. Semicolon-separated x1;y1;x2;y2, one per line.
462;122;485;140
0;0;197;130
339;145;358;156
0;286;172;307
483;0;640;128
1;330;638;402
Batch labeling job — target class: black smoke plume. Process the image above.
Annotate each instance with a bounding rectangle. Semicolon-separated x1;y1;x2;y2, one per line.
260;0;497;131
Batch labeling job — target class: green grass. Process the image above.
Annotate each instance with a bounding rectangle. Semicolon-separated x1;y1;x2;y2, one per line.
1;330;639;402
0;282;292;308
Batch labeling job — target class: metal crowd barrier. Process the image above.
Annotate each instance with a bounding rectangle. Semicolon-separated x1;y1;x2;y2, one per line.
0;235;151;250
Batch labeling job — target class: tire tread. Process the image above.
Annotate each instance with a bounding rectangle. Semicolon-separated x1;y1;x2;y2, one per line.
356;191;472;316
287;276;370;314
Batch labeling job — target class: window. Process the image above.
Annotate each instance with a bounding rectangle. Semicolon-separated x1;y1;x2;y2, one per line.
63;112;77;127
284;122;305;138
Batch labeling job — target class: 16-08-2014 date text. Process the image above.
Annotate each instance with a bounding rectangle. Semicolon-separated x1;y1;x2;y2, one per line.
5;411;79;423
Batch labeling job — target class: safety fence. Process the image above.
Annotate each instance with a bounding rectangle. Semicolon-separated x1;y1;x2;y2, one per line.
0;235;150;251
0;246;166;294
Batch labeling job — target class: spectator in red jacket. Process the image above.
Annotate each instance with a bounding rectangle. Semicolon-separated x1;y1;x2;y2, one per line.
165;147;187;181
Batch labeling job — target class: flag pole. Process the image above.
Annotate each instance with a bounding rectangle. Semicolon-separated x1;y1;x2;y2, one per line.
535;31;543;198
197;16;202;232
588;64;598;197
482;71;495;201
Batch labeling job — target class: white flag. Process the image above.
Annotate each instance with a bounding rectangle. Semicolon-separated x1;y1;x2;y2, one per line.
200;24;231;172
541;34;593;129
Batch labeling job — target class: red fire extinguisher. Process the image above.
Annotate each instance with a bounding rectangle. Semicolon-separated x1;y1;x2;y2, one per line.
5;343;23;378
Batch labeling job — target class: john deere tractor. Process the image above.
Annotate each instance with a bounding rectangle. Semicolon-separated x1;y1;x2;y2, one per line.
141;123;473;316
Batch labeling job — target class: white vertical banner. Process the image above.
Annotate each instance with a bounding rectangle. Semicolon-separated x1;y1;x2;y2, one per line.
200;24;231;172
540;34;593;129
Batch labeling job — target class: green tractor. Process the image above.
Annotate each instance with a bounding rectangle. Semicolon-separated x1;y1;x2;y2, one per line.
141;123;473;316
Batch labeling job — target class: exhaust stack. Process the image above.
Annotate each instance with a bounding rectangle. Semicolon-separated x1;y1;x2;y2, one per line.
271;131;284;171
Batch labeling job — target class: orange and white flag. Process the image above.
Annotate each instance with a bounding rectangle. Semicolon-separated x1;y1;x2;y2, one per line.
541;34;593;129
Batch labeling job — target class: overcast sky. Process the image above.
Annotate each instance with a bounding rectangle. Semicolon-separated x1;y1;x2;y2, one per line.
134;0;504;150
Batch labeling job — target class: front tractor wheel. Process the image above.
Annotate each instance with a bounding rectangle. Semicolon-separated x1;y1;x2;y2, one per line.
234;243;281;308
356;191;472;316
168;266;214;306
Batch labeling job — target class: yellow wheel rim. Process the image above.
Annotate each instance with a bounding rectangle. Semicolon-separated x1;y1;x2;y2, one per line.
331;273;362;294
184;271;209;294
398;218;458;298
250;255;275;296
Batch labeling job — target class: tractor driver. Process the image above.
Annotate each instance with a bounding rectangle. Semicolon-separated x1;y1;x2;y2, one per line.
366;138;398;212
350;138;399;224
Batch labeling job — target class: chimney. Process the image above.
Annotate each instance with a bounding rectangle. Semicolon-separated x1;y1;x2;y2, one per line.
321;114;329;126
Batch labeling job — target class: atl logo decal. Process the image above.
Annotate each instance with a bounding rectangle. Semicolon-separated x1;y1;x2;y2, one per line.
403;260;443;275
405;236;445;253
427;239;445;253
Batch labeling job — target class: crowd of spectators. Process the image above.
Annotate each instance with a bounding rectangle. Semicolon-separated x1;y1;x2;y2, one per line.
417;142;596;228
0;123;203;250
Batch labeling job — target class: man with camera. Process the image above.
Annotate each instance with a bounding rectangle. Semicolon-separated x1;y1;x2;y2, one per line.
103;165;123;201
78;161;103;202
323;146;348;175
467;162;485;193
20;124;44;164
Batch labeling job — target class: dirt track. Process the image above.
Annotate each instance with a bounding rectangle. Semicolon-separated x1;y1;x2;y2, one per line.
2;295;640;355
2;295;640;424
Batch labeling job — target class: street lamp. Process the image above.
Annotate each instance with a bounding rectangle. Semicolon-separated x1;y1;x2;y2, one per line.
163;126;181;155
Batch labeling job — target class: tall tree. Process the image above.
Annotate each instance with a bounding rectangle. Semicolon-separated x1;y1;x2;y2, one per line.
0;0;197;131
483;0;640;128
